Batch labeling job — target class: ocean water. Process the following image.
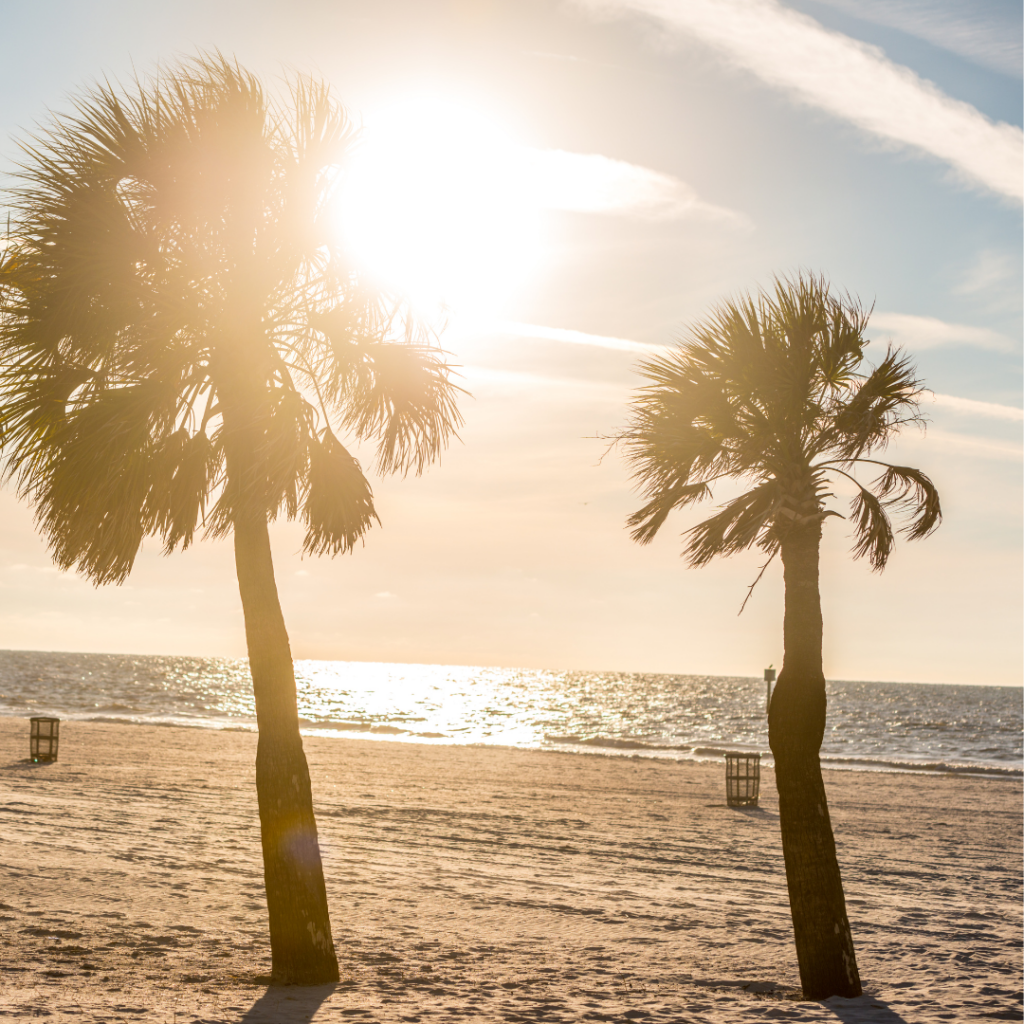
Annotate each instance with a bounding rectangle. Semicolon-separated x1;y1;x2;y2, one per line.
0;649;1019;777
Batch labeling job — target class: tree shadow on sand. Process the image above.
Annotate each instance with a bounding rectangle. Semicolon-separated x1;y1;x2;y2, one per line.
240;984;337;1023
823;995;911;1022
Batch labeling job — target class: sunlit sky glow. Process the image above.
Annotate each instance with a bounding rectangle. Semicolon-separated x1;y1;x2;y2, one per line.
0;0;1019;685
338;97;543;318
336;95;747;320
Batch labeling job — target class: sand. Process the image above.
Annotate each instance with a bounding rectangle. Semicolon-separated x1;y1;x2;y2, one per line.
0;718;1019;1023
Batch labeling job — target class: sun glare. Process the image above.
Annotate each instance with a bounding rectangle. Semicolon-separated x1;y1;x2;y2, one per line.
336;97;543;322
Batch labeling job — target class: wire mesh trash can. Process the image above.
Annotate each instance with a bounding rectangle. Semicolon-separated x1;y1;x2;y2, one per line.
30;717;60;763
725;752;760;807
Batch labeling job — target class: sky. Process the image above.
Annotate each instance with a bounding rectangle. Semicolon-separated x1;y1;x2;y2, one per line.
0;0;1020;685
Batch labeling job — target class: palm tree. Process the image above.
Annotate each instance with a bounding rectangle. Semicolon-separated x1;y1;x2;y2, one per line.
0;56;462;984
621;274;941;999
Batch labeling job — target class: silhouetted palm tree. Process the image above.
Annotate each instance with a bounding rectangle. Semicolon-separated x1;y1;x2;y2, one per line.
0;57;462;984
621;274;940;999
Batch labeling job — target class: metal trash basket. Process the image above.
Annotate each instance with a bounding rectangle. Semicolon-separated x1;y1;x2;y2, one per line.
725;752;760;807
30;717;60;763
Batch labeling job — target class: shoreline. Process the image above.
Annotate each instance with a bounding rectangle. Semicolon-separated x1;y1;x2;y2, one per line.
0;717;1020;1022
1;708;1020;781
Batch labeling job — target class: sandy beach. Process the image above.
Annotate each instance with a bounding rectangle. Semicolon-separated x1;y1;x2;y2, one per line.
0;718;1019;1023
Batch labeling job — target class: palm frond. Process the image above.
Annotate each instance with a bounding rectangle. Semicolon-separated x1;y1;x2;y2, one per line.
333;338;464;476
832;347;924;459
302;431;377;556
23;385;161;584
146;427;222;552
623;352;739;520
849;485;894;572
626;481;712;545
260;384;314;520
875;463;942;540
683;480;780;567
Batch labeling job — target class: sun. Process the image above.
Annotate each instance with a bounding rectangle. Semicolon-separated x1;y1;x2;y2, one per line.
335;96;543;324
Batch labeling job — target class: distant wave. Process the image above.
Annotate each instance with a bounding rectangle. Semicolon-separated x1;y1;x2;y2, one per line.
818;754;1022;778
5;711;259;733
544;735;761;759
545;734;1023;777
546;734;685;752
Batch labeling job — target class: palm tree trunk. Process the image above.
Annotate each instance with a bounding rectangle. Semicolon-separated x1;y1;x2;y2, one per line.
768;522;861;999
233;513;339;985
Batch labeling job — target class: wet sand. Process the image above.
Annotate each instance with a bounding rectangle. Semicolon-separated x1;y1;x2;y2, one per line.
0;717;1019;1022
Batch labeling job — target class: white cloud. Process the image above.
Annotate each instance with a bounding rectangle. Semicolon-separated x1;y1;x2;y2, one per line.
495;316;1020;362
917;428;1023;461
870;311;1015;351
482;322;1024;429
809;0;1022;77
463;365;629;402
954;249;1021;315
929;393;1024;422
495;321;664;355
956;250;1018;295
518;149;750;225
577;0;1024;201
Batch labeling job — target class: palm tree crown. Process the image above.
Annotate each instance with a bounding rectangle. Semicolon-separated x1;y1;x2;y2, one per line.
623;274;941;571
0;55;462;584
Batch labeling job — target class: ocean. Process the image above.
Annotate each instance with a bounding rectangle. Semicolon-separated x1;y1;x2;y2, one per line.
0;649;1019;777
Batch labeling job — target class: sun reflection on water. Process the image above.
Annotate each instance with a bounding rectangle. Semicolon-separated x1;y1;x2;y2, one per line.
0;651;1018;773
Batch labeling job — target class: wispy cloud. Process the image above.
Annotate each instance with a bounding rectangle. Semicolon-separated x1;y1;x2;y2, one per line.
496;317;1019;361
518;149;750;225
463;364;631;403
956;250;1018;294
809;0;1022;78
953;249;1022;316
917;428;1024;461
870;312;1015;351
489;321;1024;425
577;0;1023;201
495;321;664;354
929;393;1024;422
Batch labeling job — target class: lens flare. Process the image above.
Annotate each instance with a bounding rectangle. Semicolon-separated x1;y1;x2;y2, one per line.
336;96;543;321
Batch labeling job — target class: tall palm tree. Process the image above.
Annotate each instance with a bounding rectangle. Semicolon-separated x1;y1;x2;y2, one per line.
0;56;462;984
621;274;941;999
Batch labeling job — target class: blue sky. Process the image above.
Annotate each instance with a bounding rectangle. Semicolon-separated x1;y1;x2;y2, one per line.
0;0;1020;684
